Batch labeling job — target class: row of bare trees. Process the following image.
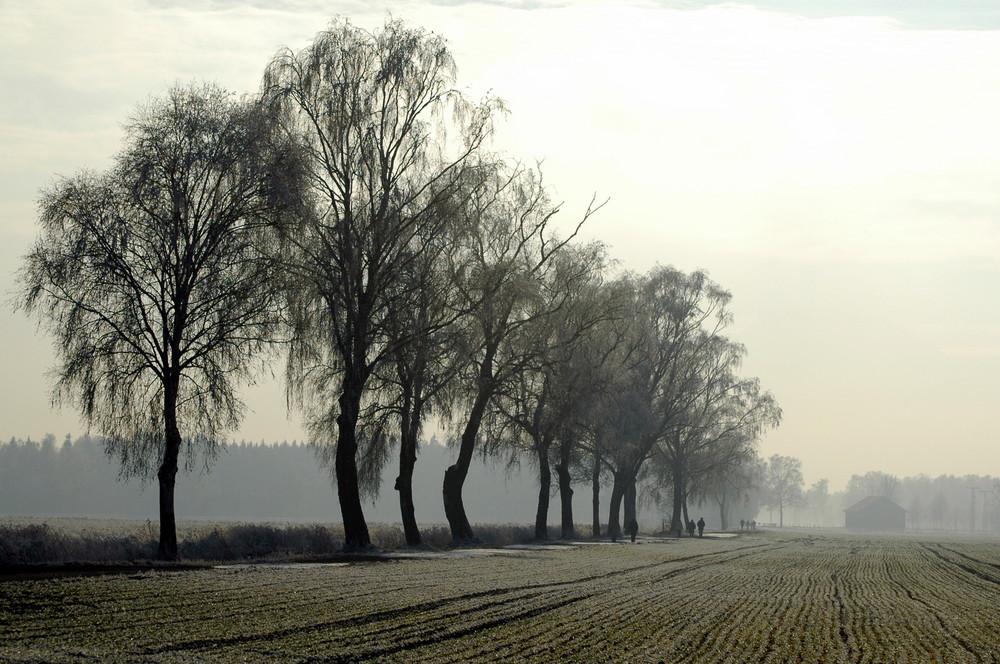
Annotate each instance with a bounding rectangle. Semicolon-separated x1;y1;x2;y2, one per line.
17;18;779;559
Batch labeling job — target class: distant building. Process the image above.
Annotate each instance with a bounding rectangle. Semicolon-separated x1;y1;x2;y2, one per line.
844;496;907;532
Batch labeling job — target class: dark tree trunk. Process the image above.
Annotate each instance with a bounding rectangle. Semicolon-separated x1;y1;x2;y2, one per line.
395;394;423;547
623;474;637;531
443;463;474;542
670;462;685;536
336;371;372;551
156;378;182;561
396;467;420;546
607;472;626;541
556;440;574;540
718;493;729;531
443;387;491;544
682;498;691;532
534;442;551;540
591;455;601;538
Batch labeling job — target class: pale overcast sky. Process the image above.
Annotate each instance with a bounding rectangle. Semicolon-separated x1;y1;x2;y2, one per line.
2;0;998;490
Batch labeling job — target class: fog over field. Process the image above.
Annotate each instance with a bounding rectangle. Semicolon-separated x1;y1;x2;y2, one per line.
3;435;996;535
0;435;625;527
1;0;997;538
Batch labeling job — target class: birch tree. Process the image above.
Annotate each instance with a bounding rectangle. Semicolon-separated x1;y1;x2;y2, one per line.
18;84;295;559
442;164;598;543
262;18;499;550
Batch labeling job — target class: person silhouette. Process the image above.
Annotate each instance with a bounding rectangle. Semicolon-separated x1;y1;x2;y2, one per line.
626;518;638;543
697;517;705;537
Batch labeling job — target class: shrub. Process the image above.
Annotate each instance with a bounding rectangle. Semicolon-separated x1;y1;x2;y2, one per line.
0;523;155;564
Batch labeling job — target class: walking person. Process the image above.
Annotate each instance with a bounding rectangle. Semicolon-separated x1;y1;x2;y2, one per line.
697;517;705;538
627;518;638;543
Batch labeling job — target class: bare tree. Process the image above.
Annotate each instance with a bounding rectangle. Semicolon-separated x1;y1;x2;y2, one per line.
805;478;830;526
658;335;781;535
909;494;923;530
551;278;633;539
487;241;610;540
692;450;761;531
929;493;948;530
845;470;900;506
598;268;736;539
17;84;295;559
565;278;644;538
379;186;472;546
262;18;499;550
441;164;598;543
763;454;804;527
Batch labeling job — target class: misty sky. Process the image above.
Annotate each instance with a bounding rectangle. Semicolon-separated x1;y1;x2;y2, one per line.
2;0;998;491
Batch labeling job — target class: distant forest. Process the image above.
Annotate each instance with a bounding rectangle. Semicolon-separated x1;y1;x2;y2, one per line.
2;434;995;534
0;434;650;527
785;470;999;533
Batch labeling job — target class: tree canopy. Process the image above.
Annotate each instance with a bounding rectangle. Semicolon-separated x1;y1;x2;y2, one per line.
17;16;785;554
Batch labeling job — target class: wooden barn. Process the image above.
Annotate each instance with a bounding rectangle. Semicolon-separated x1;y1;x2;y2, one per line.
844;496;907;532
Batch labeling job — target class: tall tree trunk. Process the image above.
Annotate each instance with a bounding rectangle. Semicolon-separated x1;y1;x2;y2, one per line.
607;472;625;540
534;441;551;540
395;401;422;546
591;455;601;538
682;497;691;532
157;377;181;561
718;493;729;531
669;462;685;536
443;387;491;544
623;473;637;530
556;440;574;539
336;371;372;551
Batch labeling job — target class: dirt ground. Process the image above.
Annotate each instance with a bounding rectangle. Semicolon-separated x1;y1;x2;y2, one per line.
2;530;998;663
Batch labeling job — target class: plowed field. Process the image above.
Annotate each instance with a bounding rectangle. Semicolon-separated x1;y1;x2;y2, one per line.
2;532;998;663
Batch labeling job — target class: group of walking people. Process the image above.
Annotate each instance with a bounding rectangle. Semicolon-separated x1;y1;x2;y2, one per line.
685;517;705;537
614;516;764;542
615;516;710;542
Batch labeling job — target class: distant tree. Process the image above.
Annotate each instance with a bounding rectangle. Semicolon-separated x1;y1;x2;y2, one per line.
659;334;780;536
17;83;295;559
845;470;900;506
603;267;756;539
909;494;923;530
929;493;948;530
691;446;766;532
878;473;899;501
806;478;830;526
263;18;501;550
763;454;804;527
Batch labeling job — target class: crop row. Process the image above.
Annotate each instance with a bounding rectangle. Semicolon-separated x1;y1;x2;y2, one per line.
2;533;998;663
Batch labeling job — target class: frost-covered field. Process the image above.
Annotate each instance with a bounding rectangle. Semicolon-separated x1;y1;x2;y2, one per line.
2;531;998;663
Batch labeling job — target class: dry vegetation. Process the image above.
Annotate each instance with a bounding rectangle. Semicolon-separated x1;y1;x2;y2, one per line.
2;531;998;663
0;518;537;565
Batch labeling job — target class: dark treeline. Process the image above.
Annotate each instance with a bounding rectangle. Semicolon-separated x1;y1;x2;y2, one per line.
0;434;323;520
16;17;779;558
2;434;665;526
